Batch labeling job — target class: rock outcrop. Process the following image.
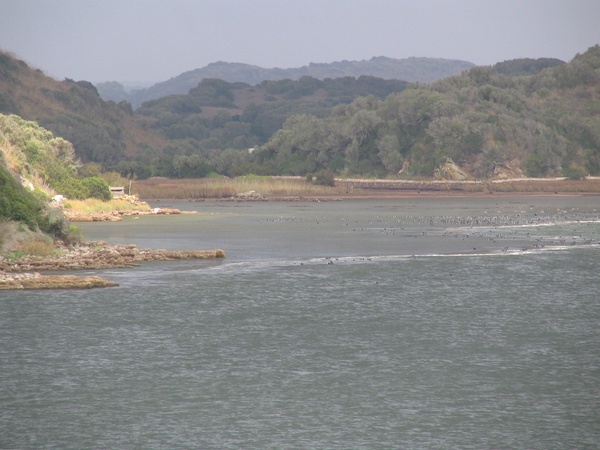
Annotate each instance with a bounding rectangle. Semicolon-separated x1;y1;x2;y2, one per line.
435;159;470;181
492;160;525;179
0;242;226;290
0;272;119;290
234;190;267;200
0;242;226;273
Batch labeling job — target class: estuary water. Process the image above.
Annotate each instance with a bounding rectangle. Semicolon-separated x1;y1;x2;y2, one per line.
2;196;600;449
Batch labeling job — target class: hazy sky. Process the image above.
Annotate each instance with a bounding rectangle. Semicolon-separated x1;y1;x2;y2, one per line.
1;0;598;85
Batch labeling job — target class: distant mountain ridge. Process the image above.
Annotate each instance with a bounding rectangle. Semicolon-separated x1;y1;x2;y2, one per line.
97;57;475;108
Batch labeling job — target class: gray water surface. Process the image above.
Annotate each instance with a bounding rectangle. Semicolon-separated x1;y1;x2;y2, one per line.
2;197;599;449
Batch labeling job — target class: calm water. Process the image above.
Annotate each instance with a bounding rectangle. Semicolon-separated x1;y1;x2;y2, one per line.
2;196;600;449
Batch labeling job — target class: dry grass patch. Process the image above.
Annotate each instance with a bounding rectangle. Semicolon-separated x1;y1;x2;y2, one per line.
17;238;57;257
64;198;152;214
0;221;21;253
0;221;55;255
489;178;600;193
125;176;600;200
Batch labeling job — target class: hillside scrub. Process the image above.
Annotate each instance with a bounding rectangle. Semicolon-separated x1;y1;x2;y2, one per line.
0;114;127;250
0;162;46;231
255;46;600;179
131;76;411;178
0;114;112;200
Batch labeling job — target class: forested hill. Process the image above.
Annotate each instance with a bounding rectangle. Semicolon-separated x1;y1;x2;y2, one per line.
0;51;167;166
253;45;600;178
98;57;474;108
1;46;598;181
133;76;410;174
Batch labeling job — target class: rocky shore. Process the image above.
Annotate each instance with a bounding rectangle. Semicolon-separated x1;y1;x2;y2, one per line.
63;206;194;222
0;272;119;290
0;242;226;290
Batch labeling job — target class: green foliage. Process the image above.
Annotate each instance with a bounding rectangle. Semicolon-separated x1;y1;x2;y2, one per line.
172;154;214;178
493;58;565;77
53;175;111;201
134;75;410;177
0;114;117;247
188;78;238;107
51;177;88;200
562;166;586;180
1;113;79;180
81;176;112;200
63;224;83;246
253;46;600;178
314;169;336;186
78;162;103;177
0;162;44;231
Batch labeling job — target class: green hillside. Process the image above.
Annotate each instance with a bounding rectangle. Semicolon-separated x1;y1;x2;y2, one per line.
253;45;600;178
0;113;117;249
0;160;46;233
133;76;410;176
0;117;65;248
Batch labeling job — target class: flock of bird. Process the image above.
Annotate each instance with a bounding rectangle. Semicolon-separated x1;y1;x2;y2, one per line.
255;209;600;263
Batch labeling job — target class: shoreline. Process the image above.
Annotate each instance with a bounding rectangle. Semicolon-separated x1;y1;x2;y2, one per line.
0;242;226;290
63;206;197;222
3;182;599;290
131;175;600;202
144;189;600;204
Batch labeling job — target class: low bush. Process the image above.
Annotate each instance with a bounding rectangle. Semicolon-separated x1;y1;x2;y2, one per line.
39;207;69;239
63;225;83;246
563;166;586;180
314;169;336;187
81;176;111;200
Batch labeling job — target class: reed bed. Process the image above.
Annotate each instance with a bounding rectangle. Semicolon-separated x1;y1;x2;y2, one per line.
130;176;600;200
344;177;600;194
131;177;352;199
486;178;600;193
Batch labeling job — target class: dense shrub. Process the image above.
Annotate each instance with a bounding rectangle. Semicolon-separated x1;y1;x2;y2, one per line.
51;176;111;200
563;166;586;180
314;169;336;186
38;207;69;238
81;176;111;200
0;164;44;230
